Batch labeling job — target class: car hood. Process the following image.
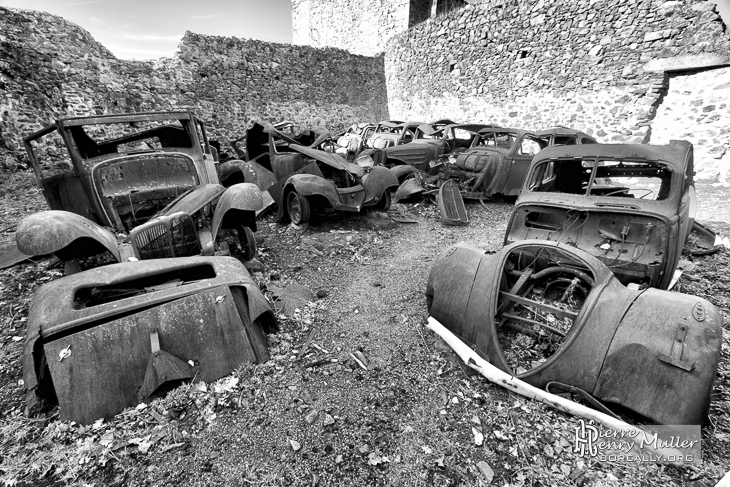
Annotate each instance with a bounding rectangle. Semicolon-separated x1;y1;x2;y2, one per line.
289;144;366;178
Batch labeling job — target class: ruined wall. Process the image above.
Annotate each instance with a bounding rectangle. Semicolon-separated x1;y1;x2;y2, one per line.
651;67;730;182
0;7;388;168
383;0;730;180
291;0;411;56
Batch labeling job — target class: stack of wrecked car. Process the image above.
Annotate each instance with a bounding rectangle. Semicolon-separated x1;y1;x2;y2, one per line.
16;112;263;268
426;240;721;425
243;123;398;224
24;256;277;424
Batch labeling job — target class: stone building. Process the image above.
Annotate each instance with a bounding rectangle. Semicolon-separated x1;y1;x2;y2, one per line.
1;1;729;181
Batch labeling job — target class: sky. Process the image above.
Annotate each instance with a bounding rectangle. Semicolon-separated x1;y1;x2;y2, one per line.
0;0;728;60
0;0;293;60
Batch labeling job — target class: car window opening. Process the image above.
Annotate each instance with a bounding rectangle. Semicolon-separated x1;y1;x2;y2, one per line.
528;158;672;201
72;264;217;309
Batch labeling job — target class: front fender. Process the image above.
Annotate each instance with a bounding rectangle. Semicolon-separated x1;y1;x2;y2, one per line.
390;165;418;182
218;160;277;192
362;166;399;201
275;175;340;221
211;183;263;238
16;210;120;262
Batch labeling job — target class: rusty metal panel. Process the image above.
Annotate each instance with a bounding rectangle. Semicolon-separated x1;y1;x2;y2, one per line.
210;183;263;238
24;256;274;424
44;286;262;424
594;289;722;425
439;180;469;226
158;183;225;217
16;210;120;262
427;240;721;424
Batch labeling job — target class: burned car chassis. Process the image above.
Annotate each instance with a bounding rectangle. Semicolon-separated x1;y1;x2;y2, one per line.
17;112;262;266
427;241;721;425
506;141;698;289
24;256;276;425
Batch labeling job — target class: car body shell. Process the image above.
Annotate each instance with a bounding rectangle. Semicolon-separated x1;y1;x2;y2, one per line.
426;240;721;425
369;123;495;174
504;141;696;289
241;125;398;221
443;128;548;197
18;112;262;262
24;256;276;424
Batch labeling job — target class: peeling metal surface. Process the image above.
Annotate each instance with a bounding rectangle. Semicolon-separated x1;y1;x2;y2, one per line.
427;240;721;424
507;140;697;289
438;180;469;226
24;256;276;424
16;210;121;262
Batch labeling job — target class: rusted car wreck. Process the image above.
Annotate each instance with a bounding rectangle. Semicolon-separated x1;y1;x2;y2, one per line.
244;123;398;224
16;112;263;268
427;241;721;425
505;141;703;289
24;256;276;424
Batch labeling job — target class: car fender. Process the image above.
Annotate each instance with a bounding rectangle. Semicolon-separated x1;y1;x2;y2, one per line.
362;166;399;201
389;165;418;182
275;174;341;221
16;210;120;262
211;183;263;238
218;160;277;192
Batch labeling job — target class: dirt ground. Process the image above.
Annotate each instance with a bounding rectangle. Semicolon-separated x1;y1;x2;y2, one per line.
0;171;729;486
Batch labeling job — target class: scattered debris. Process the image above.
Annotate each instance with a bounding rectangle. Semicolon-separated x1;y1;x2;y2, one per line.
438;179;469;226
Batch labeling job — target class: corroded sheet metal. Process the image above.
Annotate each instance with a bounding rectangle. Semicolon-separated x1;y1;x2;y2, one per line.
289;144;366;177
24;256;275;424
158;183;225;217
439;180;469;226
427;240;721;424
394;177;424;203
16;210;120;262
210;183;263;238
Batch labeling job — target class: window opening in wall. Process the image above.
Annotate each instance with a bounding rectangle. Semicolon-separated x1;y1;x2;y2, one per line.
520;50;528;59
409;0;431;27
436;0;467;16
449;62;456;73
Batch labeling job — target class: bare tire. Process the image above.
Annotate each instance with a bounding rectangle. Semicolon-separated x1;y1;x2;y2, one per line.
371;190;392;212
287;191;311;224
237;226;257;261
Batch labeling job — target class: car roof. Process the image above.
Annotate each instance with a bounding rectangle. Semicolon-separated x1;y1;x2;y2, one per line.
536;127;595;140
55;111;198;128
477;127;532;137
533;141;692;170
443;123;498;133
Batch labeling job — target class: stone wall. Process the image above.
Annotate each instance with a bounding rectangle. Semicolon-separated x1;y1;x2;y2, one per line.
291;0;411;56
0;7;388;169
382;0;730;181
651;67;730;181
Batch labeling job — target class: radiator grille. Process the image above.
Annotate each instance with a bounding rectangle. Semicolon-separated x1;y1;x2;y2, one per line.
130;212;200;259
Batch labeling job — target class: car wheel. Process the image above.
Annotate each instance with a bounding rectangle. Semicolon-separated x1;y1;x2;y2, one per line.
287;191;311;224
237;226;257;261
371;190;392;212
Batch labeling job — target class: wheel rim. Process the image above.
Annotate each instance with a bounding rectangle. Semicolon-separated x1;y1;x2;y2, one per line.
288;193;302;223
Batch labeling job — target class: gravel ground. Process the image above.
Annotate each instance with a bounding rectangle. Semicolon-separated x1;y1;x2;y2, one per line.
0;171;729;486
